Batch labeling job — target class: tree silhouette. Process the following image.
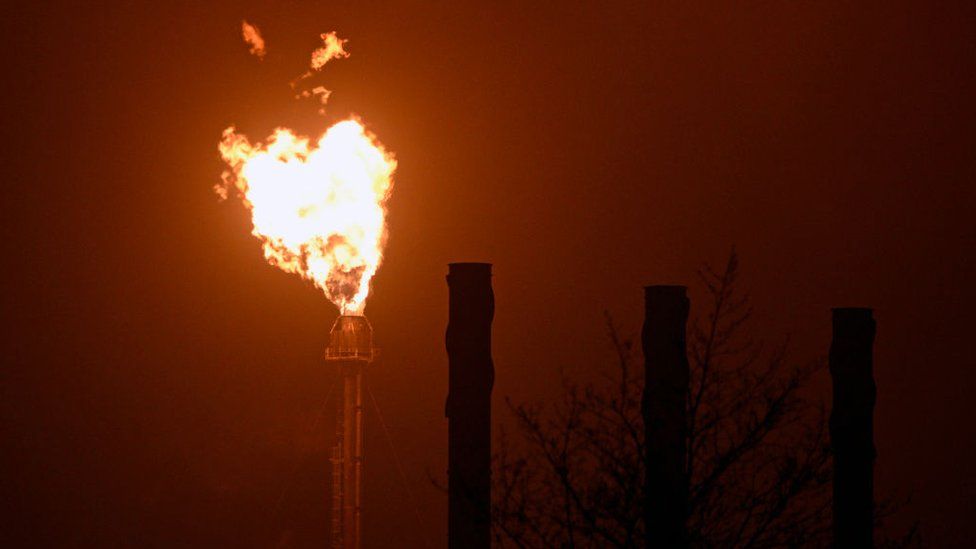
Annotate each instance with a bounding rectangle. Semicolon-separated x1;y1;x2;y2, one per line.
491;251;837;548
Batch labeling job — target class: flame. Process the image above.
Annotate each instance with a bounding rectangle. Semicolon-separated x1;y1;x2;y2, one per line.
310;32;349;71
220;29;392;314
241;21;266;59
292;32;350;107
298;86;333;115
218;119;396;315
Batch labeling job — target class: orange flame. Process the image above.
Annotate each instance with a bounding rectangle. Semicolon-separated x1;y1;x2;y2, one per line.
298;86;333;115
221;30;392;314
218;120;396;315
241;21;266;59
292;31;350;103
310;32;349;71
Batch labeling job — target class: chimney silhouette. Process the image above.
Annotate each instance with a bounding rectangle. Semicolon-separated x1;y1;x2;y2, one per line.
829;307;877;548
445;263;494;549
642;285;690;549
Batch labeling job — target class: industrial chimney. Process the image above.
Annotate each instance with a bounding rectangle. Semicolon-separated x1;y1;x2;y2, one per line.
445;263;494;549
829;308;876;548
642;285;690;549
326;315;375;549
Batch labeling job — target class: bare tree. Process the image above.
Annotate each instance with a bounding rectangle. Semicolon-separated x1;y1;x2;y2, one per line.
492;251;835;548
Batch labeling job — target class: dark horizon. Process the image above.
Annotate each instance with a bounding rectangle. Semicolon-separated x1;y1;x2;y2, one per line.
4;1;975;546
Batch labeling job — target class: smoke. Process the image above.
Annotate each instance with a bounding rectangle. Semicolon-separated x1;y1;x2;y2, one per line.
241;21;266;60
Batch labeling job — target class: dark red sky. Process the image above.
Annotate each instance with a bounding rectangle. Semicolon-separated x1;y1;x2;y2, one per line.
4;1;975;546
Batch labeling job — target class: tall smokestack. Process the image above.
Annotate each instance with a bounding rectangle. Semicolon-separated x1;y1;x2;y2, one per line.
829;308;876;548
445;263;494;549
326;315;374;549
642;285;690;549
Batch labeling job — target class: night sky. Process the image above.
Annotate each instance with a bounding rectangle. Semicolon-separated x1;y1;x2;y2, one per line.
4;1;975;546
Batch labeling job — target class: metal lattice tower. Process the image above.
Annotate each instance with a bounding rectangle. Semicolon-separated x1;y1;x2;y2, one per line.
325;315;374;549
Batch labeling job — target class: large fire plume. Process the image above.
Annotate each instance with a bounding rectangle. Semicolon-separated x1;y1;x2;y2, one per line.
219;29;396;315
